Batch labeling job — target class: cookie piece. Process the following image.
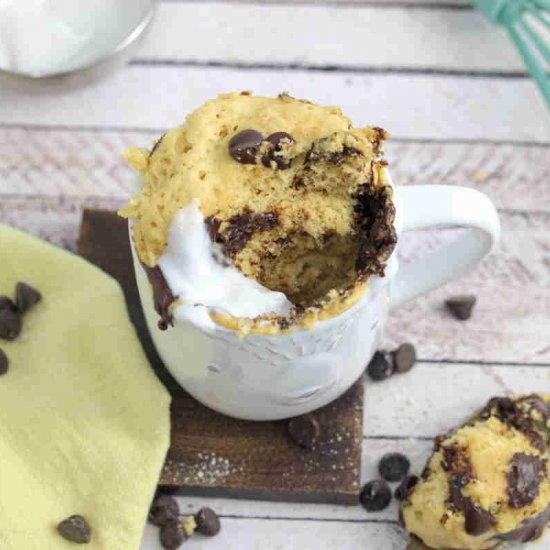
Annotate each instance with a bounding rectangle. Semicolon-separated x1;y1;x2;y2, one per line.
401;394;550;549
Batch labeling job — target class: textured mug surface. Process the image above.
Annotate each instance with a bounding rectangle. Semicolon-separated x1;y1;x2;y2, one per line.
131;183;500;420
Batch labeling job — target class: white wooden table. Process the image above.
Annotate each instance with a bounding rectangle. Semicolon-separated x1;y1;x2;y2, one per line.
1;1;549;548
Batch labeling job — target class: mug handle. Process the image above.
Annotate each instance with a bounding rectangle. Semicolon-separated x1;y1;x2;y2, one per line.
389;185;501;308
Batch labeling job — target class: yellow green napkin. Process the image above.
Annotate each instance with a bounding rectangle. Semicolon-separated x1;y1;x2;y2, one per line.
0;224;171;549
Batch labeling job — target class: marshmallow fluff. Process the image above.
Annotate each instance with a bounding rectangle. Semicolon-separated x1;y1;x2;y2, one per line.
158;201;292;328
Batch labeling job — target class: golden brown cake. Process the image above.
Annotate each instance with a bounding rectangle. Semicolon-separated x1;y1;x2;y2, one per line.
120;92;396;333
401;395;550;549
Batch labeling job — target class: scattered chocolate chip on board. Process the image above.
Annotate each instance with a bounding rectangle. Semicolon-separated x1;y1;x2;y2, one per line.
0;348;8;375
287;414;320;449
57;515;92;544
149;495;180;527
392;343;416;374
159;518;186;550
195;507;221;537
378;452;411;482
366;351;393;381
445;294;476;321
359;479;392;512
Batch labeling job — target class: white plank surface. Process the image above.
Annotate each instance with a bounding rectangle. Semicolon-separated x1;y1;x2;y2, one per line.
0;66;548;142
1;1;549;549
2;128;550;212
141;3;524;73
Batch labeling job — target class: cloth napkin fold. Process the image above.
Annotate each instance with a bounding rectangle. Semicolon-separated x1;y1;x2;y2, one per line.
0;224;171;549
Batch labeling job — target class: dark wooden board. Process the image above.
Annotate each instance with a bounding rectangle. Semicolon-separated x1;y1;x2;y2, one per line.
78;209;364;505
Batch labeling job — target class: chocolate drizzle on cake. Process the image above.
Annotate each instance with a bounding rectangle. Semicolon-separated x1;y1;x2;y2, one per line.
353;185;397;276
143;265;176;330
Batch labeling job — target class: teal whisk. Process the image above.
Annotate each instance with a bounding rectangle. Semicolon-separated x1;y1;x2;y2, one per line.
473;0;550;110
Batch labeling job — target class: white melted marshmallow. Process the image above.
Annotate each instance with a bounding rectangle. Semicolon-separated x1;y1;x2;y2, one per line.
158;201;292;329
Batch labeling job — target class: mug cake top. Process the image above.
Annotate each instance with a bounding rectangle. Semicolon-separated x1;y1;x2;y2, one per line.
120;92;396;333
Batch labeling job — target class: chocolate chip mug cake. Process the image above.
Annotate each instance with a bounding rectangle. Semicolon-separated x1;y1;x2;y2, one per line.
120;92;396;335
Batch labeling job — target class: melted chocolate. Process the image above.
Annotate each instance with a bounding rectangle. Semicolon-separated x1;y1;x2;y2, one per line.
354;186;397;276
143;265;176;330
507;453;547;509
480;396;547;453
443;448;496;537
205;210;279;257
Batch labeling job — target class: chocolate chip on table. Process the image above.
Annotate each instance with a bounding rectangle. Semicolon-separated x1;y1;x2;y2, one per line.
149;495;180;527
228;129;263;164
261;131;295;169
15;282;42;314
0;348;8;375
195;507;221;537
392;343;416;374
0;307;22;340
287;414;320;449
394;475;419;501
359;480;392;512
159;518;186;549
366;351;393;381
57;515;92;544
445;295;477;321
379;452;411;482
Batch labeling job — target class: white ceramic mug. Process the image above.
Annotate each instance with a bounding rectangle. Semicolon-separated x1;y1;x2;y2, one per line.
132;184;500;421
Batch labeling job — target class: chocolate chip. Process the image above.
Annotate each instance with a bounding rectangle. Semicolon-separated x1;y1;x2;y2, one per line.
15;282;41;314
159;518;186;549
287;414;320;449
228;129;263;164
149;495;180;527
392;343;416;374
0;296;16;311
219;210;279;257
378;453;410;482
0;348;8;375
464;504;496;536
445;295;476;321
394;475;419;500
143;265;176;331
57;515;92;544
359;480;392;511
261;132;295;170
366;351;393;381
195;507;221;536
0;307;22;340
508;453;546;508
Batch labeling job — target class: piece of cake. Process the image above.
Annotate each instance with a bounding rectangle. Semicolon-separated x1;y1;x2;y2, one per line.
119;92;396;334
401;395;550;549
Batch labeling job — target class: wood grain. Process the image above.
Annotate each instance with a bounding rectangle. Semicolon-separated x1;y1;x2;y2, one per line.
78;209;364;505
2;128;550;213
0;67;547;142
141;3;522;73
140;517;406;550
